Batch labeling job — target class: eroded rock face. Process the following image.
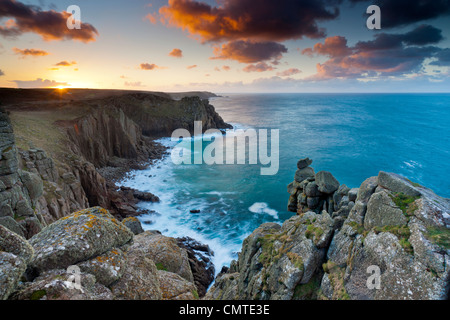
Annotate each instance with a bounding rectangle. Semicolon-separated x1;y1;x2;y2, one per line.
209;211;335;300
177;236;215;297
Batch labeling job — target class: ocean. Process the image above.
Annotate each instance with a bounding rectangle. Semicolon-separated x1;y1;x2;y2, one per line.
119;93;450;272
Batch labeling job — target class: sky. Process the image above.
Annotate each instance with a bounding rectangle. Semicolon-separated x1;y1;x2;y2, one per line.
0;0;450;93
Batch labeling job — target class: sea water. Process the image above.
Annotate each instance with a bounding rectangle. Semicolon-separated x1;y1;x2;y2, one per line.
119;93;450;272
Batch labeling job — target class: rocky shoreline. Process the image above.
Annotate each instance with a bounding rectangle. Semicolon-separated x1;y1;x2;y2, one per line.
206;158;450;300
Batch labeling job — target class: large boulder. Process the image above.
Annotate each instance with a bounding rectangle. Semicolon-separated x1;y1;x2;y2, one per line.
315;171;340;194
122;216;144;235
29;207;133;273
12;269;113;300
294;167;315;183
364;191;409;229
377;172;421;198
110;247;162;300
297;158;313;170
158;270;198;300
77;248;127;286
130;231;194;283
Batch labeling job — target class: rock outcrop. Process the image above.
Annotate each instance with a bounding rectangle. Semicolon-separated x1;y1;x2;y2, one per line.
208;158;450;300
1;207;206;300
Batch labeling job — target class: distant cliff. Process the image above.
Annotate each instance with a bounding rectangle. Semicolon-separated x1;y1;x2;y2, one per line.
206;158;450;300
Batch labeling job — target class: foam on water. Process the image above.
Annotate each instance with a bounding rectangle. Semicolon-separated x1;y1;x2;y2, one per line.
249;202;279;220
119;123;263;274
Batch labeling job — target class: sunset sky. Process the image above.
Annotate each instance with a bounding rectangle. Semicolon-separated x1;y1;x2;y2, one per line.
1;0;450;92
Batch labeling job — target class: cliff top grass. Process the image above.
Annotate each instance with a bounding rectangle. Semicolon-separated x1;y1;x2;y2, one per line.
426;226;450;249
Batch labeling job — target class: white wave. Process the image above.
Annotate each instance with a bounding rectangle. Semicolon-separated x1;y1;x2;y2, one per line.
249;202;279;220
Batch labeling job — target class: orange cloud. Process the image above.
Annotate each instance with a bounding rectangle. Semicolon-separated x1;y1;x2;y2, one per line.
159;0;339;43
187;65;197;69
140;63;163;70
169;48;183;58
55;61;77;67
243;62;274;73
13;47;49;57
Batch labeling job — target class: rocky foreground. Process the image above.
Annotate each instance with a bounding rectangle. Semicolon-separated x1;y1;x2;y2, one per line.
0;207;214;300
207;159;450;300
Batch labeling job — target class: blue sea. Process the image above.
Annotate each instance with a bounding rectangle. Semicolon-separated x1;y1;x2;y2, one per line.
119;93;450;272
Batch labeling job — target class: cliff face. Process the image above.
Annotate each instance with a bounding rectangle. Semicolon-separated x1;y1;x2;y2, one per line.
104;93;232;137
0;109;49;239
207;159;450;300
1;90;231;238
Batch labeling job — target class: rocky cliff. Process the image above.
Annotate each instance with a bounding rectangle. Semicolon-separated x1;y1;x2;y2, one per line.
0;90;231;238
206;158;450;300
1;88;226;300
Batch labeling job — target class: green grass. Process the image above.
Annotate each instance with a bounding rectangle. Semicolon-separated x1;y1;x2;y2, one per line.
322;261;350;300
389;192;420;217
426;226;450;249
155;263;168;271
30;290;47;300
293;274;322;300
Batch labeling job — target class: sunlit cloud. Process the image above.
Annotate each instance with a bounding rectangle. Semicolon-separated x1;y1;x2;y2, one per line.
169;48;183;58
243;62;274;73
140;63;164;70
55;60;77;67
187;65;197;69
13;47;50;57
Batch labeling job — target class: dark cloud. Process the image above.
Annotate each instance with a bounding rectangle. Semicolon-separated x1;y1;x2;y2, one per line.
430;48;450;66
303;25;447;79
0;0;98;42
350;0;450;28
355;25;443;51
13;78;68;88
160;0;341;43
212;40;287;63
0;69;4;76
13;47;49;57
